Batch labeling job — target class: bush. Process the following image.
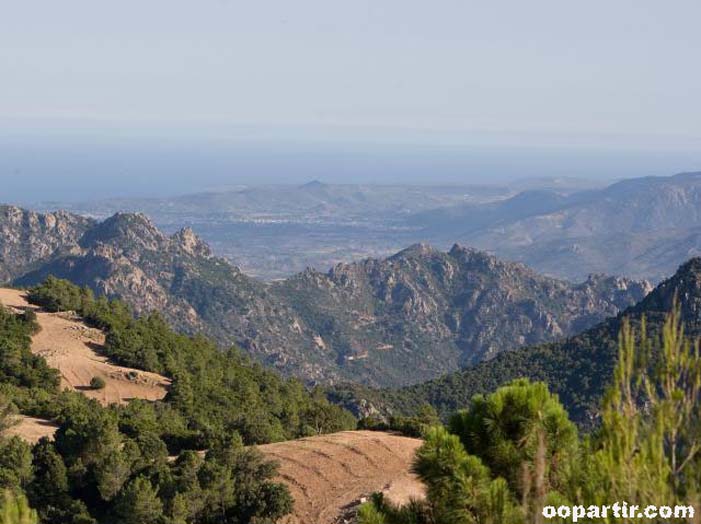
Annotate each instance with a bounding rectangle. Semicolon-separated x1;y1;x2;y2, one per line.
89;377;106;390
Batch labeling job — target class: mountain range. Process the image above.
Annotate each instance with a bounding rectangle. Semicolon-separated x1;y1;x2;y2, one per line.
35;172;701;282
1;204;649;387
415;171;701;281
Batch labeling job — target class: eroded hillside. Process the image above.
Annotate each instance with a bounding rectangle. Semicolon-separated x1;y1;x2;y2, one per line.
336;257;701;425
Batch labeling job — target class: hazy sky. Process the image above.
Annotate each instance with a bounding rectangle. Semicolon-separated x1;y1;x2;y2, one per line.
2;1;701;199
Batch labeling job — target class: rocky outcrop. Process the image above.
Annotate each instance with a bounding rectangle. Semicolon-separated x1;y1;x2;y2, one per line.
271;243;650;385
0;205;94;283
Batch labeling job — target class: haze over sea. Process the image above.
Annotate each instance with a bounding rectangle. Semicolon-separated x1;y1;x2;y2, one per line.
3;127;701;203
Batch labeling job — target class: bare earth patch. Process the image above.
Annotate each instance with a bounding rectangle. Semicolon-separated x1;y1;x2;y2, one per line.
257;430;425;524
4;416;58;444
0;288;170;407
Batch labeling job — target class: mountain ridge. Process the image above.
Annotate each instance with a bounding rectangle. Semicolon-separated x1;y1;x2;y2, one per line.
2;205;651;387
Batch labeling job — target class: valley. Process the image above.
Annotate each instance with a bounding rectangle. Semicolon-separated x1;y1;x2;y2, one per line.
335;256;701;426
4;3;700;522
35;172;701;283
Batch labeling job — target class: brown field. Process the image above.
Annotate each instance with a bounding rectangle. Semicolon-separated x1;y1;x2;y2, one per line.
257;430;425;524
0;288;170;407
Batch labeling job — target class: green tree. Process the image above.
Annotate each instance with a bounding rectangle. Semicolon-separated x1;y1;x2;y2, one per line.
88;377;105;390
0;490;37;524
449;379;579;499
413;426;521;524
0;439;33;492
361;381;578;524
584;306;701;513
114;477;163;524
0;395;17;435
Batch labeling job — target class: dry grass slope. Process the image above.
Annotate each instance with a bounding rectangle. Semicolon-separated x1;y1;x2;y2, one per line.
0;288;171;442
257;430;425;524
0;288;170;406
3;416;58;444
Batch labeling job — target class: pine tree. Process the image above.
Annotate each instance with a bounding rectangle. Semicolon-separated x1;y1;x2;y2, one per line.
586;305;701;510
0;395;18;435
114;477;163;524
0;490;38;524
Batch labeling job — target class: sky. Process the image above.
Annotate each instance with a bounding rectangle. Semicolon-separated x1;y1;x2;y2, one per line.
2;0;701;200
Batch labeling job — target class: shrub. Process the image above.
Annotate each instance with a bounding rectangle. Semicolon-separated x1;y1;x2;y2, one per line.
89;377;106;390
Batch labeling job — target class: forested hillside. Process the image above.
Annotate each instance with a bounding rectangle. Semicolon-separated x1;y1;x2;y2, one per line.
0;278;354;524
359;308;701;524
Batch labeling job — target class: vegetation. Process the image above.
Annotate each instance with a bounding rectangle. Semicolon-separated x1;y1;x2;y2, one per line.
28;277;355;447
0;277;356;523
8;205;648;389
0;490;38;524
331;259;701;430
88;377;105;391
0;306;58;395
358;404;441;438
359;306;701;523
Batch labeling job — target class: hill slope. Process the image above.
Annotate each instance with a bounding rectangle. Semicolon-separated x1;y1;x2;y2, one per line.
0;288;170;406
259;430;424;524
0;205;94;282
0;285;357;524
334;257;701;425
4;208;651;387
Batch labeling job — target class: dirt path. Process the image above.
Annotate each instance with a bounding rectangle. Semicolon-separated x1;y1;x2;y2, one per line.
257;430;425;524
0;288;170;406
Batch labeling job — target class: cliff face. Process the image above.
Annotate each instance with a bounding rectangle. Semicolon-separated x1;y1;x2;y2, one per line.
8;208;651;387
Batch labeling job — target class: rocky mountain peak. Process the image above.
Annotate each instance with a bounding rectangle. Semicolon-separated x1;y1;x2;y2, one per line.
448;243;510;274
79;212;165;251
2;204;658;388
390;242;439;260
0;205;94;283
632;257;701;324
171;227;212;258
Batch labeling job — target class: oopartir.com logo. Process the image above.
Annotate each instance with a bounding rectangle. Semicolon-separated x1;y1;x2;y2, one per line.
542;502;695;522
